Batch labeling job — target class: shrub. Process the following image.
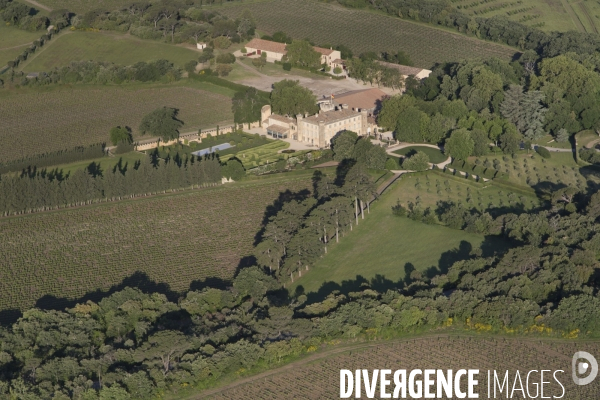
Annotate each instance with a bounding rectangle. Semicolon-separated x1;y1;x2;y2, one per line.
215;64;233;77
402;151;430;171
282;63;292;71
333;66;342;74
535;146;551;159
392;200;406;217
385;157;399;170
213;36;232;49
216;53;236;64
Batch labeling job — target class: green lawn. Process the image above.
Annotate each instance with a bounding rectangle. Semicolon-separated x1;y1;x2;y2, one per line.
0;25;42;67
44;151;147;176
20;31;200;72
393;146;447;163
289;177;510;297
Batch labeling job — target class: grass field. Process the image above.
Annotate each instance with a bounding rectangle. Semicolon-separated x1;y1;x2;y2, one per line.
289;175;512;296
201;336;600;399
30;0;136;13
393;145;447;163
217;0;517;68
19;31;199;72
0;173;313;316
0;26;43;67
0;81;234;163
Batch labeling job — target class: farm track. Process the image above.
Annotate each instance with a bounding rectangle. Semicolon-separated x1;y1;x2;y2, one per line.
23;0;52;11
576;1;599;34
560;0;587;32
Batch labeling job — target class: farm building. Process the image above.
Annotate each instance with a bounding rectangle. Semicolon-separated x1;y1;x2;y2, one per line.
330;88;388;115
314;46;342;68
244;38;342;67
261;103;371;148
245;38;287;62
376;60;432;80
196;42;207;50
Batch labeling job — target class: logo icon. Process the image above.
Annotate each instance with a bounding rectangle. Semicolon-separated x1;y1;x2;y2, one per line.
572;351;598;386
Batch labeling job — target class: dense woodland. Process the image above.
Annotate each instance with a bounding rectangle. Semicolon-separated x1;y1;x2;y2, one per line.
375;52;600;162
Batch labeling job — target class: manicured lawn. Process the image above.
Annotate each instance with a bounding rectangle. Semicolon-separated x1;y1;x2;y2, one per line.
20;31;199;72
289;177;510;297
220;141;298;168
393;145;447;163
533;134;572;149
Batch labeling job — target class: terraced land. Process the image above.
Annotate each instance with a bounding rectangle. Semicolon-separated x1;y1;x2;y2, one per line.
217;0;518;68
200;336;600;399
0;83;233;163
0;175;313;316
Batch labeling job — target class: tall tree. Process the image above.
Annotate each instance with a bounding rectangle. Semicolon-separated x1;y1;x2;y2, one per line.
232;87;268;126
445;129;474;160
285;40;321;69
138;107;183;141
270;80;318;116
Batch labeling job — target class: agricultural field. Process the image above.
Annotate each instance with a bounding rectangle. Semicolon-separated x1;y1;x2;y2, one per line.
201;336;600;399
393;145;448;163
478;152;600;191
217;0;518;68
289;174;513;295
0;26;42;67
0;174;313;317
19;31;199;72
0;82;234;163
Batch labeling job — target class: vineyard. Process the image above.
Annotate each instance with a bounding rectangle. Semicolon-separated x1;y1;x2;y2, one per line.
0;174;312;315
202;336;600;399
29;0;141;14
20;31;200;72
0;83;233;163
216;0;517;68
451;0;598;33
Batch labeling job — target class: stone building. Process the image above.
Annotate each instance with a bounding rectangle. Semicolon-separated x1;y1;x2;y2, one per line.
262;103;369;148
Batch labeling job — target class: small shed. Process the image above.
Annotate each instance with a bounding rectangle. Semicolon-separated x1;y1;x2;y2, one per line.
197;42;207;50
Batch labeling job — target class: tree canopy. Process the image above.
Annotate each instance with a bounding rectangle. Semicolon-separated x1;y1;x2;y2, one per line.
270;80;318;116
139;107;183;141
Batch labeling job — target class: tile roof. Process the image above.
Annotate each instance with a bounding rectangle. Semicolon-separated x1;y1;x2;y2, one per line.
268;114;295;124
302;108;361;125
245;38;287;54
266;124;290;134
314;46;335;56
333;88;388;111
376;60;424;76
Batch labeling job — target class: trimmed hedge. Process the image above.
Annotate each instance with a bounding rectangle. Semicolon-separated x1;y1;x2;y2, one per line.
535;146;551;159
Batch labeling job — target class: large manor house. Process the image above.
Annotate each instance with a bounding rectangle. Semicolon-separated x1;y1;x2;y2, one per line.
247;37;432;148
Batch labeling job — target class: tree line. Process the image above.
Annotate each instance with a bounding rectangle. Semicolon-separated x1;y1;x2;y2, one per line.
0;154;222;216
3;59;182;89
1;175;600;398
0;144;106;175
